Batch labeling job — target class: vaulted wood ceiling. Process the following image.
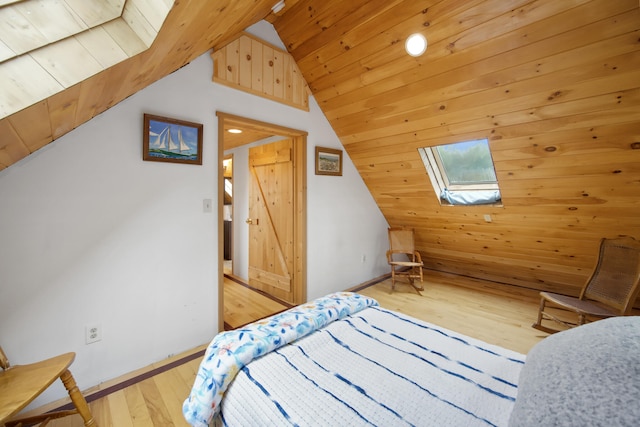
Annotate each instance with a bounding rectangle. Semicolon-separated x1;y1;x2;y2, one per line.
2;0;639;299
269;0;640;298
0;0;277;168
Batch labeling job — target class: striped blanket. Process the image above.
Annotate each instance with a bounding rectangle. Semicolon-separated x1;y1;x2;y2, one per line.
184;293;525;427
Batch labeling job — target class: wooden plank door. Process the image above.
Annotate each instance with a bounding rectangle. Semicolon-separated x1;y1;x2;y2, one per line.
248;138;295;303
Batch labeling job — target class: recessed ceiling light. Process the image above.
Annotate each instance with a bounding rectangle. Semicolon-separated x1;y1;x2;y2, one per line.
405;33;427;57
227;128;242;134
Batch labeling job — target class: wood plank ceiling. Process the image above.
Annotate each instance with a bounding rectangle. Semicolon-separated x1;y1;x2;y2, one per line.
1;0;639;299
0;0;170;119
269;0;640;296
0;0;277;168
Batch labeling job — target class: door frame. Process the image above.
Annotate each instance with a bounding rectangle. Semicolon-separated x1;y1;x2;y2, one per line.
223;154;233;272
216;112;308;331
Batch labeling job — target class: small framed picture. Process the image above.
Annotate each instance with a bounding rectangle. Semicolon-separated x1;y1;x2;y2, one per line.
143;114;203;165
315;146;342;176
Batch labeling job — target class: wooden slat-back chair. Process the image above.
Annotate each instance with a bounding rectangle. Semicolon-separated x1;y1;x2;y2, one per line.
532;236;640;334
0;346;96;426
387;227;424;294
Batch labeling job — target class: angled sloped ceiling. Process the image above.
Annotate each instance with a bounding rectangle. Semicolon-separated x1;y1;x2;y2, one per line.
1;0;639;300
0;0;276;169
270;0;640;297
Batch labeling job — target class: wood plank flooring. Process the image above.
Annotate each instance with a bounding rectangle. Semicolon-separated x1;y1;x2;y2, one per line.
355;270;548;354
27;270;556;426
223;275;291;329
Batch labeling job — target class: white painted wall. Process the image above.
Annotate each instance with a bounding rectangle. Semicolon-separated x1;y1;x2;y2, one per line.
0;21;388;407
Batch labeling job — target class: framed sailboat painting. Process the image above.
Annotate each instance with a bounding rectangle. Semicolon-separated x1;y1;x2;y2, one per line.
143;114;203;165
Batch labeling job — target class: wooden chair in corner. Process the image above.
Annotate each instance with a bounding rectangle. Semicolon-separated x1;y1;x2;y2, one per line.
0;346;96;427
532;236;640;334
387;227;424;294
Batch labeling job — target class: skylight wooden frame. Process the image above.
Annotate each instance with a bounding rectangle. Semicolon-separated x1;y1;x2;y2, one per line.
418;139;502;206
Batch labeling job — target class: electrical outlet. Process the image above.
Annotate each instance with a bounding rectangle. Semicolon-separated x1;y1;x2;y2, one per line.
361;254;366;263
85;324;102;344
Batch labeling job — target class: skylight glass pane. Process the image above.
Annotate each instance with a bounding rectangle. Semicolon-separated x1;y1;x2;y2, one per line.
435;139;497;185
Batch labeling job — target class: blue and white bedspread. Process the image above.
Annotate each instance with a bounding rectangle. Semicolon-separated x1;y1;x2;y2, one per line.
183;292;379;427
184;292;525;427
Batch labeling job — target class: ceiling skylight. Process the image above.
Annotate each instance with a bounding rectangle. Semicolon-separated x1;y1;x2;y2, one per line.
0;0;172;119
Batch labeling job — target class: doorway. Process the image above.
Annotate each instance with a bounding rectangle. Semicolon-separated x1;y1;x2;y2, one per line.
217;112;308;331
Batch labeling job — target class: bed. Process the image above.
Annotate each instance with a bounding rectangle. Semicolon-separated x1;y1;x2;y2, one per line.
182;292;525;427
183;292;640;427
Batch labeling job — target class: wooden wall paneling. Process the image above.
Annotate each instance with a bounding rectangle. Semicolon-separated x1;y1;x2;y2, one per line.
305;0;523;98
492;122;640;158
270;0;348;51
239;34;252;88
499;162;640;182
262;45;275;97
292;0;487;75
144;0;268;86
64;0;123;27
293;0;418;75
251;37;264;92
326;15;640;139
75;27;129;69
421;255;581;294
221;38;240;84
14;0;87;44
212;33;309;110
287;0;406;63
0;118;29;169
425;241;595;275
92;61;140;117
339;96;640;153
497;151;640;178
0;4;49;56
282;54;293;104
102;18;148;57
0;55;63;118
331;36;640;134
0;0;274;171
1;0;638;302
7;101;52;152
30;37;104;88
127;0;172;33
315;0;634;117
74;71;111;125
490;122;640;158
121;1;156;47
111;52;163;110
90;57;141;125
272;46;284;99
272;0;640;298
47;84;82;138
0;38;12;63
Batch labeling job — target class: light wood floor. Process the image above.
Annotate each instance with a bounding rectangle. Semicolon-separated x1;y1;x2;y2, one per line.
223;276;290;329
27;270;552;427
356;270;548;354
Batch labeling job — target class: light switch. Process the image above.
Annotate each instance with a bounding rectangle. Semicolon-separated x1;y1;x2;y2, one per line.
203;199;212;213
